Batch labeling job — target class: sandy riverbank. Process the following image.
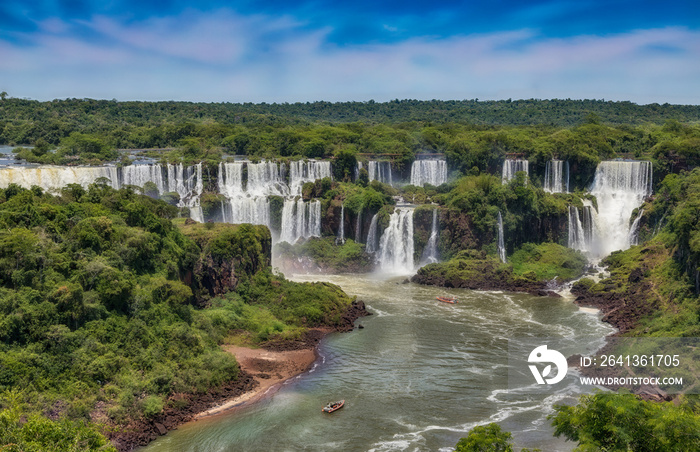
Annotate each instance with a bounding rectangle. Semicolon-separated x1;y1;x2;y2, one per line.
110;300;370;451
194;345;317;419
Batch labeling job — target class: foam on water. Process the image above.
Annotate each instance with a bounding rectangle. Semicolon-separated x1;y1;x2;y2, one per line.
142;275;610;452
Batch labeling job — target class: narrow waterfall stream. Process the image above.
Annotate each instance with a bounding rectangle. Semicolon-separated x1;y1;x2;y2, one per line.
544;160;569;193
419;208;439;265
336;203;345;245
497;211;506;263
501;159;529;184
365;213;379;254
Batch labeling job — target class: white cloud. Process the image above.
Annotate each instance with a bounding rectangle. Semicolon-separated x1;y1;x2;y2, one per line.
2;10;699;104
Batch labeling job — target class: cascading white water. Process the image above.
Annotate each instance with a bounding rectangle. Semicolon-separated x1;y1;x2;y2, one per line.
502;159;529;184
377;208;415;273
355;210;362;243
218;162;270;226
544;160;569;193
628;209;644;247
589;160;652;258
0;163;205;220
216;160;331;240
122;164;164;192
568;206;586;252
0;166;121;190
367;161;393;186
419;208;439;266
218;162;244;197
289;160;332;196
497;211;506;263
410;160;447;187
221;197;270;226
166;163;204;222
336;204;345;245
568;202;595;253
279;199;321;244
247;161;287;196
365;213;379;253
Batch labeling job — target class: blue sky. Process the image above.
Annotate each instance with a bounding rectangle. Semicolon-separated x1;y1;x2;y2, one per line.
1;1;699;103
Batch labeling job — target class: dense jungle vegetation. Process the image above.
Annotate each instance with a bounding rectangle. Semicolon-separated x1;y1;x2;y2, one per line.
451;168;700;451
0;182;354;449
457;391;700;451
1;98;700;189
1;97;700;450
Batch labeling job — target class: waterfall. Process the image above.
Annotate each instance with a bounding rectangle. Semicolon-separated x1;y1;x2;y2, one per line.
165;163;204;222
366;213;379;253
247;161;287;196
221;197;270;226
336;204;345;245
590;160;652;258
544;160;569;193
0;166;121;190
497;211;506;263
568;206;586;251
377;208;415;273
628;209;644;246
367;161;393;186
502;159;529;184
122;164;164;192
289;160;332;196
410;160;447;187
0;163;205;220
218;162;270;226
355;210;362;243
216;160;331;239
279;199;321;244
419;208;439;265
218;162;244;197
218;161;274;228
568;203;595;253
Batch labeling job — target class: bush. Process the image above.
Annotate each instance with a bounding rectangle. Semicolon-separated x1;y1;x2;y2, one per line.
140;395;164;418
455;423;513;452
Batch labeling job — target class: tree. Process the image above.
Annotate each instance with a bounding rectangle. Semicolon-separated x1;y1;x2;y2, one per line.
0;91;7;100
455;423;514;452
332;147;358;182
550;393;700;451
58;132;116;160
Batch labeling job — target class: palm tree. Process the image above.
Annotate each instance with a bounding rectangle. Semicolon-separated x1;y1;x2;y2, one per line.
0;92;7;100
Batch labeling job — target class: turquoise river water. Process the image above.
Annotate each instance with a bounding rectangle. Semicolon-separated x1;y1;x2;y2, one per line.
142;273;613;452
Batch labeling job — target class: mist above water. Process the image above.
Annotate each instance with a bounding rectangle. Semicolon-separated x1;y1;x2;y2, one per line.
585;160;652;259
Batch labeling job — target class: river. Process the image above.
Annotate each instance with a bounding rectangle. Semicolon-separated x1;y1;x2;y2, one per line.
141;273;613;452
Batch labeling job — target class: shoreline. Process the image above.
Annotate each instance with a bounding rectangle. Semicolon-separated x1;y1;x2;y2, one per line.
193;344;319;420
111;300;370;451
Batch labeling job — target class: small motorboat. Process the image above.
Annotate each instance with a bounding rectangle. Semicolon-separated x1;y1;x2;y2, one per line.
436;296;457;304
322;400;345;413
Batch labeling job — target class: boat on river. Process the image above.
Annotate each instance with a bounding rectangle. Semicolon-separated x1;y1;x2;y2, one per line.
322;400;345;413
436;296;457;304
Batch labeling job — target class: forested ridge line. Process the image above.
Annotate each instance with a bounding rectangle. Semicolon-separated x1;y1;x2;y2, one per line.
2;97;700;134
4;94;700;189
